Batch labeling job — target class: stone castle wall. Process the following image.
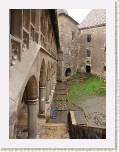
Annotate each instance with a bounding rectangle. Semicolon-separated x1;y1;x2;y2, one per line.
9;9;59;138
79;26;106;77
58;14;80;80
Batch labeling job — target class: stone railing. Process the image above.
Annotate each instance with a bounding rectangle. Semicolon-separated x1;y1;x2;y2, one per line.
40;32;57;58
10;35;22;66
10;30;57;67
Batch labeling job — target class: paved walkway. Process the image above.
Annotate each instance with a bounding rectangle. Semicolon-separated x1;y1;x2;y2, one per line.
37;118;69;139
79;96;106;128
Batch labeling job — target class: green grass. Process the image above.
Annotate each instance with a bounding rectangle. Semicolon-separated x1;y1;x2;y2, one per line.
67;72;106;103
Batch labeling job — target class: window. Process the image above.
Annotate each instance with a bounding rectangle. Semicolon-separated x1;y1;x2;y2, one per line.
72;31;75;40
87;34;91;42
104;66;106;71
86;49;91;57
86;66;91;73
35;31;39;43
23;30;29;49
104;47;106;52
31;9;36;25
65;68;71;77
23;10;30;31
10;9;22;39
31;25;35;41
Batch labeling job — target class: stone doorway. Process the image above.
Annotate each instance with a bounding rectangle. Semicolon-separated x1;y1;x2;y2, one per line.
86;65;91;73
65;68;71;77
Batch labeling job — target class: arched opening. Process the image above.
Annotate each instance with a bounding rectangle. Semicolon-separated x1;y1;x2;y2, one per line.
16;76;38;139
65;68;71;77
86;65;91;73
39;59;47;117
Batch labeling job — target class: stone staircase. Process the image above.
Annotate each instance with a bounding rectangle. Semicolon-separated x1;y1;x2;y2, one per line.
37;119;69;139
36;82;69;139
53;82;67;102
51;82;86;111
37;81;87;139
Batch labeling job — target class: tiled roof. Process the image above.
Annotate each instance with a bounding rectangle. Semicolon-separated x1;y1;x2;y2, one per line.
79;9;106;29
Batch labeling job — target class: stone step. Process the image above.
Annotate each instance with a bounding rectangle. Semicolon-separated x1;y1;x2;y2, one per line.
56;85;66;90
55;88;67;90
53;97;67;101
53;99;67;102
55;92;67;95
54;94;67;97
55;89;67;93
55;87;67;90
55;91;67;94
38;123;69;139
49;110;69;123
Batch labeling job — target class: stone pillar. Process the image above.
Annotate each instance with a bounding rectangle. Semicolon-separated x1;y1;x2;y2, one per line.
39;86;46;114
49;78;52;94
53;79;57;90
46;80;50;102
27;98;38;139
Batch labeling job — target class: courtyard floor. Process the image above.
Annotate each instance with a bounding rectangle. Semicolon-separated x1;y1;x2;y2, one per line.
51;72;106;128
38;72;106;138
78;96;106;128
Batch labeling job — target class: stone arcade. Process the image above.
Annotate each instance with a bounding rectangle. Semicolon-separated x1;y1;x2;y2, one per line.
9;9;106;139
9;9;60;138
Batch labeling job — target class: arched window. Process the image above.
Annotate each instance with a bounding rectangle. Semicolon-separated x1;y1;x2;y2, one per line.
104;66;106;71
87;34;91;42
86;49;91;57
86;65;91;73
65;68;71;77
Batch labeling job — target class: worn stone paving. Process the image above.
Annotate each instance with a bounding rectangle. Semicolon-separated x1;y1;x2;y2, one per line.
79;96;106;128
51;82;83;111
38;119;69;139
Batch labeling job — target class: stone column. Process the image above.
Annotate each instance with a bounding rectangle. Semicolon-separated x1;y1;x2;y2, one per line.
27;98;38;139
39;86;46;114
53;78;57;90
46;80;50;102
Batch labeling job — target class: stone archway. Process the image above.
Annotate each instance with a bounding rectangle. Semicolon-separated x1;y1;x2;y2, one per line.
39;59;47;117
16;75;38;139
65;68;71;77
86;65;91;73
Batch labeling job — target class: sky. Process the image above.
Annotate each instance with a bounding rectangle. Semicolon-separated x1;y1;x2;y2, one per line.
67;9;91;24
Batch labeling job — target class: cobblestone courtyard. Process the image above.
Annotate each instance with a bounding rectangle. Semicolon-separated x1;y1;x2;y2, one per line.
78;96;106;128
